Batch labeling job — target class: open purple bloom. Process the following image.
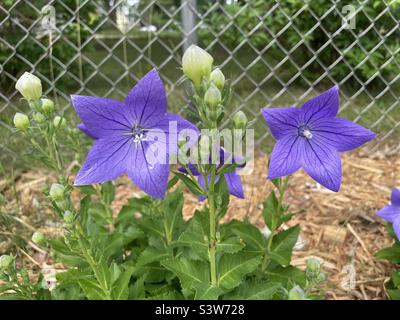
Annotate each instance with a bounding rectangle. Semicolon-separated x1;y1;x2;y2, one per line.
261;86;376;192
179;148;244;199
376;188;400;241
72;69;198;199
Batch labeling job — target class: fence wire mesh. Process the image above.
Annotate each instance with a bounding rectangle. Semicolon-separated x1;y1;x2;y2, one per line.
0;0;399;162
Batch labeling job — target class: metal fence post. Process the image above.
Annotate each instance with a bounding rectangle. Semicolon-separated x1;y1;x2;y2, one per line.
181;0;198;51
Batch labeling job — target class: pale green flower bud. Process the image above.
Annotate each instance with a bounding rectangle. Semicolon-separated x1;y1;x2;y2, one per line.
31;232;46;245
0;255;14;270
63;210;74;224
233;111;247;130
204;85;221;110
198;135;210;162
49;183;65;202
210;68;225;90
13;112;30;131
33;112;45;123
40;98;55;114
306;257;321;274
288;285;307;300
15;72;42;101
182;45;213;86
53;116;66;128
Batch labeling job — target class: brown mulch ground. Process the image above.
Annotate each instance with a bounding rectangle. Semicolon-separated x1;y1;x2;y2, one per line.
1;149;398;299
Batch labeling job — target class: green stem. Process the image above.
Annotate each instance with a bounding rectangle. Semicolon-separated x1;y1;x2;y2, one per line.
208;168;218;287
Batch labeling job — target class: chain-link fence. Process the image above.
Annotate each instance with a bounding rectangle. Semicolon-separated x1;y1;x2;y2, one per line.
1;0;399;161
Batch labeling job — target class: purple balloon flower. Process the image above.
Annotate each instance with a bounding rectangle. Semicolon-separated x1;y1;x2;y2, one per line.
179;148;244;199
376;188;400;241
261;86;376;192
72;69;198;199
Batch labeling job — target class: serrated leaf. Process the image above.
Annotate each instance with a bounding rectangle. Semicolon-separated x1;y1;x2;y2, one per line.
176;211;209;260
269;225;300;266
218;252;262;290
194;284;223;300
217;237;245;256
265;264;306;287
224;280;281;300
225;220;266;253
112;266;135;300
78;278;108;300
161;258;209;291
136;247;170;268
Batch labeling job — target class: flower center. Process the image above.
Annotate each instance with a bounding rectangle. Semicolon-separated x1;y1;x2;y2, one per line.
131;126;147;144
298;125;313;139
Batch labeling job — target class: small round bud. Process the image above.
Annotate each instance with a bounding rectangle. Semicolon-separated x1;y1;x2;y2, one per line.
0;255;14;270
204;85;221;110
53;116;66;128
182;45;213;86
31;231;46;245
210;68;225;90
232;111;247;130
33;112;46;123
198;135;210;163
288;285;307;300
13;112;30;131
15;72;42;101
49;183;65;202
63;210;74;224
306;257;321;274
40;98;55;114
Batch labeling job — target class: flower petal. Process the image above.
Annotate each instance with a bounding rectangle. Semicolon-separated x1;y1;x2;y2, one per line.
127;141;169;199
393;217;400;241
300;86;339;124
392;188;400;206
376;205;400;223
125;69;167;128
268;134;303;179
261;107;299;139
312;117;376;152
151;113;199;153
225;171;244;198
77;123;97;139
74;136;131;185
71;95;130;139
301;137;341;192
178;163;200;176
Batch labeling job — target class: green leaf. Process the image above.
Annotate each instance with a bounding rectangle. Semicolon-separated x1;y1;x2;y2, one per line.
163;187;184;241
194;284;223;300
262;191;281;231
214;175;230;219
265;264;306;287
224;280;281;300
375;243;400;263
175;172;205;196
392;271;400;287
217;236;245;256
270;225;300;266
136;247;170;268
101;181;115;205
112;266;135;300
162;258;209;291
225;220;266;253
129;274;146;299
176;211;209;260
167;175;179;189
218;252;262;290
78;278;108;300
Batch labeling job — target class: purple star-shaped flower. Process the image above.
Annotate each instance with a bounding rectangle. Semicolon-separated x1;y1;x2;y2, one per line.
261;86;376;192
179;148;244;199
72;69;198;199
376;188;400;241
